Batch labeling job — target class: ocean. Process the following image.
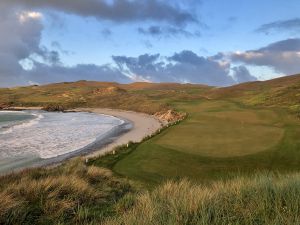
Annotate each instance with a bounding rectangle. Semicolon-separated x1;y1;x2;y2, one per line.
0;110;129;173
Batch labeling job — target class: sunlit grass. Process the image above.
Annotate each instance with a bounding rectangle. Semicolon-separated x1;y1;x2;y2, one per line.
105;174;300;225
0;158;133;225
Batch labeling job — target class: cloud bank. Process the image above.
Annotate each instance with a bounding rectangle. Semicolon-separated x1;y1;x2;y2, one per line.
3;0;300;88
0;8;43;86
231;38;300;75
113;51;242;86
0;6;131;87
1;0;196;26
0;1;255;88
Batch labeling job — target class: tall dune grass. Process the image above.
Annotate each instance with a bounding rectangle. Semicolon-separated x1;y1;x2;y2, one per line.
105;174;300;225
2;159;300;225
0;158;133;225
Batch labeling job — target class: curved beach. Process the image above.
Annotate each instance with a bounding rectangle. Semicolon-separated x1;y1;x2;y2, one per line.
0;107;163;174
76;108;163;158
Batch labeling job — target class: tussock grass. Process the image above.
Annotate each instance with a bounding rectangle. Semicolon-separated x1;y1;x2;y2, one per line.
2;159;300;225
0;158;133;225
105;174;300;225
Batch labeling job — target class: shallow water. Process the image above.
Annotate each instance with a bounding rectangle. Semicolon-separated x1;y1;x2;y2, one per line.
0;111;35;129
0;110;124;159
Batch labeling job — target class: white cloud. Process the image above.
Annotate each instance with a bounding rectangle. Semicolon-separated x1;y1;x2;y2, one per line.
231;39;300;75
18;11;42;23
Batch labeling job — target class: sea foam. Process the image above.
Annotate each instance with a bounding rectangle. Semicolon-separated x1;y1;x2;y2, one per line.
0;111;124;159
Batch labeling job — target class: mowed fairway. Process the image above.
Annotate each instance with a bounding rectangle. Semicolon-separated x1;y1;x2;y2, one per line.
110;100;300;186
156;101;283;157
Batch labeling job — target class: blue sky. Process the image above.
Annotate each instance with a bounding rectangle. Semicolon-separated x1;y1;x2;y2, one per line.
1;0;300;87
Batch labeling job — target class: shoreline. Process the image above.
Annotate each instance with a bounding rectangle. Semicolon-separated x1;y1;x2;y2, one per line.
74;108;164;158
0;107;163;174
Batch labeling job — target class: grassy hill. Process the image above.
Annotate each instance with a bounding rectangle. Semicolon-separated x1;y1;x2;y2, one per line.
209;73;300;114
93;99;300;187
0;81;210;114
1;74;299;114
88;74;300;187
1;74;300;224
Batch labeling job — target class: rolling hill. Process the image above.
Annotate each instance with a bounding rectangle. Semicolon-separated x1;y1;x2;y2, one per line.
1;74;300;224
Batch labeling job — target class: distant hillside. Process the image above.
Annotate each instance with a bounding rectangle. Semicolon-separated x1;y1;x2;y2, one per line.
1;74;300;114
124;82;207;90
210;75;300;105
0;81;210;114
208;74;300;114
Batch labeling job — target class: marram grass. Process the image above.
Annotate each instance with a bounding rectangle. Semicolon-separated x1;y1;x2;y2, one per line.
105;174;300;225
2;159;300;225
0;158;133;225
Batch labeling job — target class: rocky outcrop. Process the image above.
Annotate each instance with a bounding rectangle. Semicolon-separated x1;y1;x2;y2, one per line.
42;104;65;112
0;103;10;110
154;110;187;123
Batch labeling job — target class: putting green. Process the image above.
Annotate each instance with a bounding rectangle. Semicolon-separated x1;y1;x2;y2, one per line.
156;101;284;157
111;100;300;186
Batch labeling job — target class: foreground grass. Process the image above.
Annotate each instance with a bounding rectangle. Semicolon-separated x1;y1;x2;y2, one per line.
0;159;133;225
2;160;300;225
105;174;300;225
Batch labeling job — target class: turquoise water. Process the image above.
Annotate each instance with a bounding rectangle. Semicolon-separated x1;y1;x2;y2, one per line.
0;111;35;129
0;110;125;159
0;110;129;174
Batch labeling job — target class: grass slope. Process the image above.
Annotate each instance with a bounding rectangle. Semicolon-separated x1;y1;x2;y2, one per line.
0;81;210;114
208;73;300;114
93;100;300;187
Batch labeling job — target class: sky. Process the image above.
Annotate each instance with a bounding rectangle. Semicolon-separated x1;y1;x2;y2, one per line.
1;0;300;87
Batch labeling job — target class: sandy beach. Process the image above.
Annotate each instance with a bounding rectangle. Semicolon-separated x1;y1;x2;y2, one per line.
0;107;163;173
75;108;163;158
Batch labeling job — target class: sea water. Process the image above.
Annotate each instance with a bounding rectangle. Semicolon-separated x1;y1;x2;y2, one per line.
0;110;124;159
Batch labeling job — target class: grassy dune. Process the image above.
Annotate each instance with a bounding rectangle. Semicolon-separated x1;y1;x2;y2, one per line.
105;174;300;225
0;159;133;225
2;162;300;224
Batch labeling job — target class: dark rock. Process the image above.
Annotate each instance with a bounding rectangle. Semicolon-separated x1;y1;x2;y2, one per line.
42;105;65;112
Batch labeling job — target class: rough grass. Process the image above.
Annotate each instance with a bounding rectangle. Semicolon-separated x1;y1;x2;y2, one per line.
0;81;208;114
105;174;300;225
0;158;133;225
208;73;300;110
